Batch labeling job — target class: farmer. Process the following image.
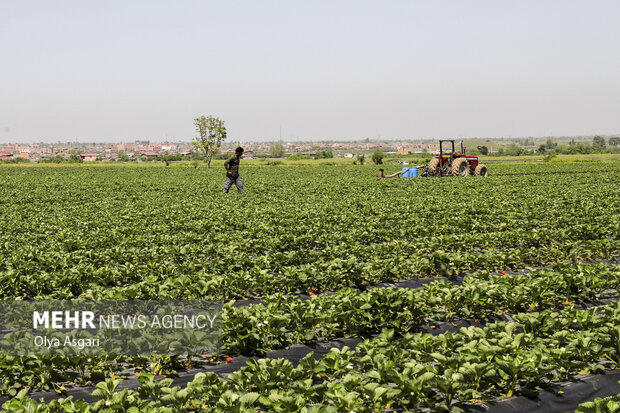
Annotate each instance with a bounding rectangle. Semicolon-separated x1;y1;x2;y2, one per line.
223;146;244;193
378;169;403;178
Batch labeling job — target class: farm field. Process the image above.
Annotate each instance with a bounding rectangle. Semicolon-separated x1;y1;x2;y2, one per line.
0;161;618;412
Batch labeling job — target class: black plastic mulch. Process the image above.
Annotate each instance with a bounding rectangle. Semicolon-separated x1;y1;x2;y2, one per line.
469;370;620;413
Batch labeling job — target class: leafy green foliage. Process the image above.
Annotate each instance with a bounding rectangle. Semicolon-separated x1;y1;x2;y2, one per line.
371;149;383;164
1;162;616;301
269;143;284;158
221;264;619;355
4;303;620;411
314;148;333;159
192;115;227;168
477;145;489;155
576;387;620;413
0;161;618;410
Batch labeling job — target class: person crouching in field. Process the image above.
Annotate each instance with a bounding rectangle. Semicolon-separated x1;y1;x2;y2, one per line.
378;169;403;178
223;147;244;193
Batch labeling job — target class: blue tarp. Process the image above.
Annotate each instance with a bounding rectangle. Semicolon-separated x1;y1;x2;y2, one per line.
401;166;418;178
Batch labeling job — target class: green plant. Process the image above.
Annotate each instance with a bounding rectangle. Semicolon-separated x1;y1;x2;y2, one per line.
371;150;383;164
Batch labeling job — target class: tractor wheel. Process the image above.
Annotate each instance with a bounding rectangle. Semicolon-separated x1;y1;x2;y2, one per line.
474;164;489;177
427;158;439;174
451;158;469;177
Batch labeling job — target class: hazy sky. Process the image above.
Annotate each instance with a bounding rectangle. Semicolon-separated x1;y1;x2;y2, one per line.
1;1;619;143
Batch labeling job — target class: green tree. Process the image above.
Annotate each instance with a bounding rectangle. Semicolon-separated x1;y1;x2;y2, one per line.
608;137;620;146
315;148;333;159
117;150;129;162
269;143;284;158
593;136;606;147
505;146;525;156
476;146;489;155
357;154;365;165
68;150;83;163
371;150;383;165
192;115;227;168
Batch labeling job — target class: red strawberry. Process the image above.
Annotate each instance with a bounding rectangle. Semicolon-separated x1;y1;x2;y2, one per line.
226;357;233;363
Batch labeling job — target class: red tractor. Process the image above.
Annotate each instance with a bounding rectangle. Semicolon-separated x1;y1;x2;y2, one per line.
423;140;489;177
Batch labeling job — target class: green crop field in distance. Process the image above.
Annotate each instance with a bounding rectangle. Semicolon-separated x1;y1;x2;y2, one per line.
0;159;618;411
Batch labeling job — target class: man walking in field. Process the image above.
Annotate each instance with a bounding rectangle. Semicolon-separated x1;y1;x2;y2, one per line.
223;146;244;193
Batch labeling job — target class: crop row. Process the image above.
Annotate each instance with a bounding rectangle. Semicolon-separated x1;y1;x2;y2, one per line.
2;240;615;301
0;263;616;396
0;162;617;409
222;264;619;354
0;163;618;300
3;301;619;412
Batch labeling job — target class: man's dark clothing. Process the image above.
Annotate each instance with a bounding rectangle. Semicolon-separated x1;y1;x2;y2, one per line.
223;175;244;193
223;155;243;193
224;156;240;178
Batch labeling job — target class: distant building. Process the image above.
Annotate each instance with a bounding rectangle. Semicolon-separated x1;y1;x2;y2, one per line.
343;153;354;158
80;153;98;161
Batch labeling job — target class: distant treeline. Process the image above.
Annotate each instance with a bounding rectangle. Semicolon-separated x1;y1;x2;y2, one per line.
468;136;619;156
0;157;30;164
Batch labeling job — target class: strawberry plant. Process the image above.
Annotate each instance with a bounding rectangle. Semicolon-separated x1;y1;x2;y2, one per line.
0;161;618;411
